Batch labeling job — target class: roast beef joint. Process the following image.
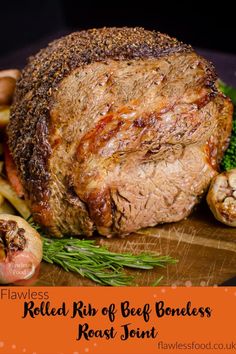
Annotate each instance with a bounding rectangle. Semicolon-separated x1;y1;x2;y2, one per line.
7;27;233;237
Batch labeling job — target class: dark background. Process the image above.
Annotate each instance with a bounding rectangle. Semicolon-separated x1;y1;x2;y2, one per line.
0;0;236;57
0;0;236;87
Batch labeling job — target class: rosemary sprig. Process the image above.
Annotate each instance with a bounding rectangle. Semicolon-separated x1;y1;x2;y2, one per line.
28;217;177;286
42;237;176;286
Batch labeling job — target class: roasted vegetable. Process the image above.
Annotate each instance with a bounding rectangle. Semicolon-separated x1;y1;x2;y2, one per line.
0;77;16;106
219;82;236;171
4;142;24;197
207;169;236;226
0;214;42;284
0;200;16;215
0;69;20;81
0;107;10;128
0;177;30;219
0;69;20;108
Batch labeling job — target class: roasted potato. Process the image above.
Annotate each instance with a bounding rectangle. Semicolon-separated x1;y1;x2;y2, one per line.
0;177;30;219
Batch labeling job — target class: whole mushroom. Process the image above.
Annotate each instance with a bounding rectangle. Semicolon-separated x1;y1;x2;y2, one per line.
207;169;236;226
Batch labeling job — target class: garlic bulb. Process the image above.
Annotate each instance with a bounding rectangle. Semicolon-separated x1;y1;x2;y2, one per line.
0;214;42;284
207;169;236;227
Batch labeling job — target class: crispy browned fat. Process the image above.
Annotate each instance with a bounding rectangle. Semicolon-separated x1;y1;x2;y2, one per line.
7;28;233;237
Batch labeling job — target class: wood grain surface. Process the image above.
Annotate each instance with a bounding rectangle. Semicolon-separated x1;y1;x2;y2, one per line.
35;202;236;287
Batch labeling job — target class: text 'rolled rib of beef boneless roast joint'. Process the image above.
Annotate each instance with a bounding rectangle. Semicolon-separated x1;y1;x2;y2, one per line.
7;27;233;237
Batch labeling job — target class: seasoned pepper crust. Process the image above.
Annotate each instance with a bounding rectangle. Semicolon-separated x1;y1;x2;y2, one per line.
7;27;218;235
7;28;194;224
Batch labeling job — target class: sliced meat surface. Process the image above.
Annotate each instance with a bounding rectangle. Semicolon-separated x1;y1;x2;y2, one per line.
7;27;233;237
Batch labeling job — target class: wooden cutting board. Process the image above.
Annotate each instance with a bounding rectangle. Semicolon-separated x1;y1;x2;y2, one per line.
35;202;236;287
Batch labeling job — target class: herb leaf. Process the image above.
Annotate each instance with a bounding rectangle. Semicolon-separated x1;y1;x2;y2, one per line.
219;80;236;105
27;217;176;286
42;237;176;286
219;81;236;171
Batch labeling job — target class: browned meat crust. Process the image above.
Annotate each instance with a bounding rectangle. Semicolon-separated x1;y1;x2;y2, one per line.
7;27;229;237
